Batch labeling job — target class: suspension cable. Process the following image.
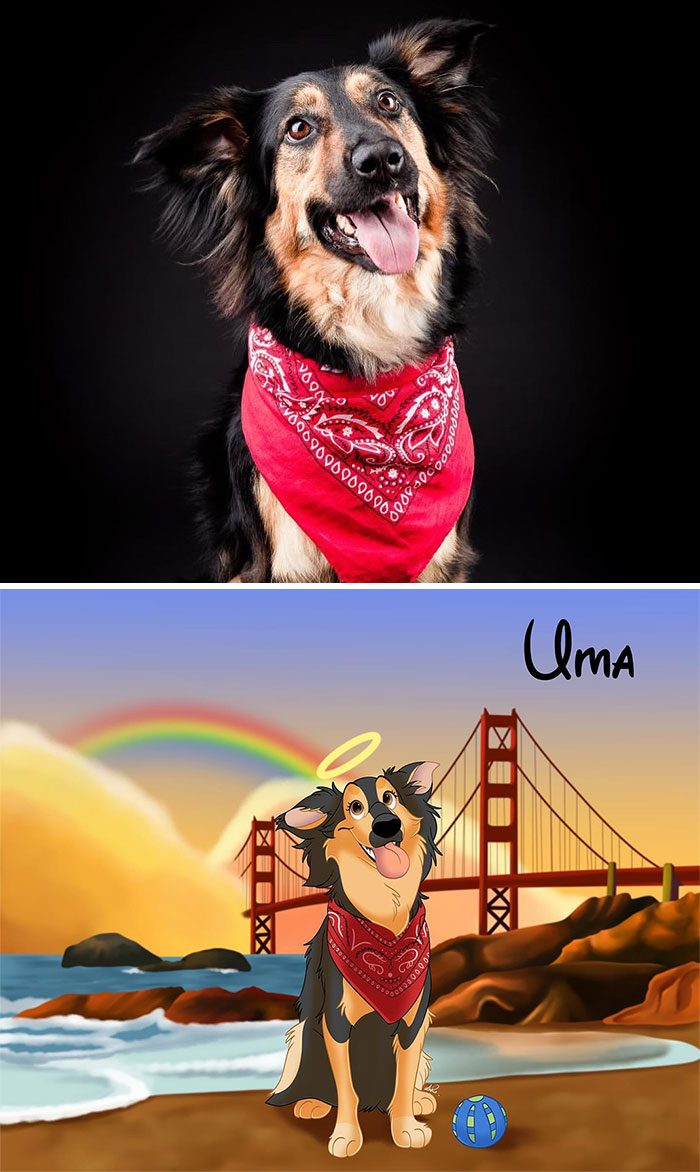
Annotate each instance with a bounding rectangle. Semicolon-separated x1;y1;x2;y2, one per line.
433;720;480;794
517;763;607;865
517;715;657;866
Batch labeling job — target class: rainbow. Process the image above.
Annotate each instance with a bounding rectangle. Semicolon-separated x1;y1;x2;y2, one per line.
62;703;320;778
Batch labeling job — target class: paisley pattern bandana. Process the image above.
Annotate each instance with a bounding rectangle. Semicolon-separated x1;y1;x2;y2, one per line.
327;899;430;1024
241;324;474;583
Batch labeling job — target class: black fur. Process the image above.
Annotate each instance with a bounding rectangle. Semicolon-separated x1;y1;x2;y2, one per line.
135;19;493;581
267;764;440;1113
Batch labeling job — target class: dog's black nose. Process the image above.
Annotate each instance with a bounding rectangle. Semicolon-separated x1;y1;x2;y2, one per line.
371;813;402;840
351;139;405;181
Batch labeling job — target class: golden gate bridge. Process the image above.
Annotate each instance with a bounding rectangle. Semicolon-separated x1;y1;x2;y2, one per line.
232;710;699;953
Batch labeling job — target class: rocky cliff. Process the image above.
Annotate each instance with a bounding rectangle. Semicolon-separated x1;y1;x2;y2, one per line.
18;986;296;1023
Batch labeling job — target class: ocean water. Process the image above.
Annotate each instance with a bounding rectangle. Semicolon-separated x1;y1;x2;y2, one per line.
0;953;306;1006
1;955;698;1124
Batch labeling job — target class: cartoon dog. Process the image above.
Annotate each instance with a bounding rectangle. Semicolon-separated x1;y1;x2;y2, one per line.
268;761;440;1157
136;20;493;583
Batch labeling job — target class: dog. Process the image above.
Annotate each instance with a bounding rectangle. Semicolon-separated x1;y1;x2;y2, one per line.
136;20;493;582
267;760;440;1157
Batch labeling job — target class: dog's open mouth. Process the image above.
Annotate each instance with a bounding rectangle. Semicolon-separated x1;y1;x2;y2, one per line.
321;193;420;275
360;840;410;878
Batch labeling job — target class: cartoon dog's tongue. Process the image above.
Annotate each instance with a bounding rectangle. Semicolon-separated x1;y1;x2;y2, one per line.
373;842;410;878
350;199;419;275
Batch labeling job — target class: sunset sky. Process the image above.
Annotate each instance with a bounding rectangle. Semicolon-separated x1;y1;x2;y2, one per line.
2;587;698;876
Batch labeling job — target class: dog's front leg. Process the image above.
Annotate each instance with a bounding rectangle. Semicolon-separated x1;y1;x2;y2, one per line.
322;1016;363;1158
389;982;433;1149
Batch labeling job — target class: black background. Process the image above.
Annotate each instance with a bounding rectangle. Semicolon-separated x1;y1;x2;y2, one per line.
11;2;694;582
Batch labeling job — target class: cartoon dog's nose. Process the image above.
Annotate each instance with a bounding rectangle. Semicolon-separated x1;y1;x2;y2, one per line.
371;813;402;840
351;139;405;181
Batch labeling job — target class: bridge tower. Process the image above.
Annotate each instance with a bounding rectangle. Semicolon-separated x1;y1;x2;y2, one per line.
250;817;276;954
479;709;519;933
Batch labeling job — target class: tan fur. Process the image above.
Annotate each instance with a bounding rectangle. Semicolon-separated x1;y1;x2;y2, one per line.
294;1098;332;1119
290;84;330;119
324;778;427;934
338;979;373;1026
389;1010;432;1149
323;1017;364;1158
343;70;375;106
272;1020;305;1096
255;470;463;583
416;528;462;582
415;1043;434;1093
396;30;433;68
255;475;336;582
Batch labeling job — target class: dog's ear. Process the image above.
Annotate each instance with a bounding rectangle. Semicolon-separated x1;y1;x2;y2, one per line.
276;786;341;837
134;87;264;315
279;804;328;834
368;18;490;99
134;86;259;186
404;760;439;797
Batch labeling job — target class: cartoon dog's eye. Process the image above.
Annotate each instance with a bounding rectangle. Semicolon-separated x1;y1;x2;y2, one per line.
377;91;401;114
382;790;397;809
287;119;313;142
349;799;365;819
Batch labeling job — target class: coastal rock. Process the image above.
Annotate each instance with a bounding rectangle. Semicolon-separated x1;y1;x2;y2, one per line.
62;932;162;968
18;988;184;1020
17;985;297;1024
605;961;700;1025
140;948;251;973
430;962;663;1025
164;986;297;1023
430;894;658;1002
556;892;699;969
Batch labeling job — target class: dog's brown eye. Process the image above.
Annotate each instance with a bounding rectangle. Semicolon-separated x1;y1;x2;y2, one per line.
382;790;397;809
377;91;401;114
287;118;312;142
349;799;364;819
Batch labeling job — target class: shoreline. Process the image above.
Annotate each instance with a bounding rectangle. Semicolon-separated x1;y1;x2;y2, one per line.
2;1023;698;1172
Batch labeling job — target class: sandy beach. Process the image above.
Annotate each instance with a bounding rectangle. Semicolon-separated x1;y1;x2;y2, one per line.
2;1023;698;1172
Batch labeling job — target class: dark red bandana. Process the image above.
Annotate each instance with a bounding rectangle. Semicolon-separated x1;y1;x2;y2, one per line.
327;899;430;1024
241;324;474;582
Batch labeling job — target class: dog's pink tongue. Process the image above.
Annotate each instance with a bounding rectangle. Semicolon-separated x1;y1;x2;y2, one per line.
351;200;419;274
374;842;410;879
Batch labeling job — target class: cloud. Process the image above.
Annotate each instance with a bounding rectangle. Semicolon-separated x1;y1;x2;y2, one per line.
0;723;247;955
208;777;311;866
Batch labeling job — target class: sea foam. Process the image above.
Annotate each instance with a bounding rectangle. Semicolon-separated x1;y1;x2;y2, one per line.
1;1011;698;1125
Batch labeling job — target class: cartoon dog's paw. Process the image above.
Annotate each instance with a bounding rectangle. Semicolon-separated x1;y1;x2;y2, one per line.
328;1122;363;1158
391;1117;432;1148
294;1098;332;1119
413;1090;437;1116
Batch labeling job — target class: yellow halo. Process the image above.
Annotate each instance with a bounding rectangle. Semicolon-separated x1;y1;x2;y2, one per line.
316;731;382;781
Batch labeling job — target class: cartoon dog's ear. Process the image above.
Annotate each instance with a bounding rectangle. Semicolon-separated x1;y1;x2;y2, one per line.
368;18;490;96
405;761;439;797
277;803;328;836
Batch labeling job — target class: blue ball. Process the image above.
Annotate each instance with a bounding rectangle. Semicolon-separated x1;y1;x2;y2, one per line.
452;1095;508;1148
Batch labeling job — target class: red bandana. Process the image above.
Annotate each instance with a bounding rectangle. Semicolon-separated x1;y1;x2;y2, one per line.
327;899;430;1024
241;324;474;582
